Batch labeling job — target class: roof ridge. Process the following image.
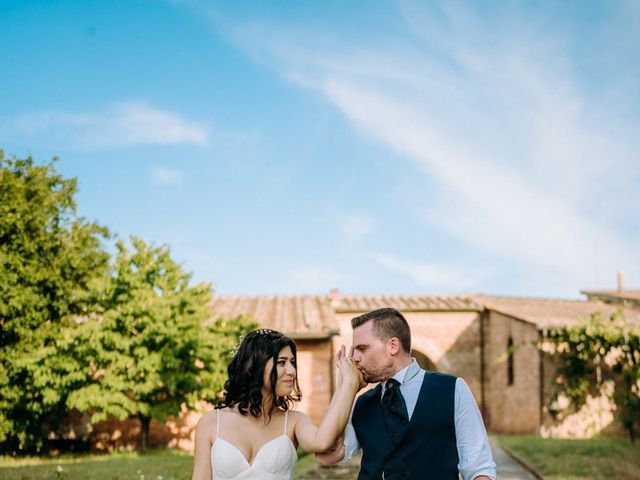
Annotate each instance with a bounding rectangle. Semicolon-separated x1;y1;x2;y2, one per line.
473;293;587;303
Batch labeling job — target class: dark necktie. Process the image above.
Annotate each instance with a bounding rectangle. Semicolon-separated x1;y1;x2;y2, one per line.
381;378;409;443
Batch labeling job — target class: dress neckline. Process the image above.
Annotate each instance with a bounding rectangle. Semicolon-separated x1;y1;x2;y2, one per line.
215;435;295;467
215;409;293;466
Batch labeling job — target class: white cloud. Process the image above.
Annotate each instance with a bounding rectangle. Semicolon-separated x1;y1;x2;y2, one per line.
3;101;209;149
321;80;635;278
213;2;640;292
371;253;484;290
151;166;185;185
102;101;208;147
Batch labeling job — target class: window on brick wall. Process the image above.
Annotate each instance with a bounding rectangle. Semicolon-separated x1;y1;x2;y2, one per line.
507;336;514;386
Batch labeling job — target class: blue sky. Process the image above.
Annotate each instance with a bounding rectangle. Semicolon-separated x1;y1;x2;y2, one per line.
2;0;639;298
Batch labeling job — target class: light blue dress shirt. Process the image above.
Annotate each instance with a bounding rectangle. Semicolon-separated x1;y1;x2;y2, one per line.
342;360;497;480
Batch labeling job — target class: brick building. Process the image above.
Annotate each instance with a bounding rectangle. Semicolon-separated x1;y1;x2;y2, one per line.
209;291;640;437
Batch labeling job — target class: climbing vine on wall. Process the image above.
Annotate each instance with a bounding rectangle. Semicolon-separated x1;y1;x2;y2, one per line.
549;311;640;442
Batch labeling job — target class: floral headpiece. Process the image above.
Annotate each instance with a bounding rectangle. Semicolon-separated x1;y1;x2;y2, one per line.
229;328;277;357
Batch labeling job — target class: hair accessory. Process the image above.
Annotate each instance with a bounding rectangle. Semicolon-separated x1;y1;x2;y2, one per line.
229;328;276;357
230;335;244;358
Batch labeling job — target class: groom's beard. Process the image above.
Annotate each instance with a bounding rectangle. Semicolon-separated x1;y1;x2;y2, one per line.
359;365;394;384
363;373;384;383
361;372;375;383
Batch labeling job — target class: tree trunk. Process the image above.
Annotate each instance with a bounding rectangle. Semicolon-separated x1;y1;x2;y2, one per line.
139;415;151;451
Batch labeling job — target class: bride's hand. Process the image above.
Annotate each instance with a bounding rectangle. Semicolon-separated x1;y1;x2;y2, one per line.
335;345;344;389
336;345;363;390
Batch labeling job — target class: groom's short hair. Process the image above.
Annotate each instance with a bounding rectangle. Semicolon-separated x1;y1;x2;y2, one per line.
351;307;411;353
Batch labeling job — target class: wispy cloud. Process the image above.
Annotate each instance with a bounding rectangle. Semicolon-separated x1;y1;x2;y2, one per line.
3;101;209;149
151;166;185;185
371;253;484;290
211;1;640;292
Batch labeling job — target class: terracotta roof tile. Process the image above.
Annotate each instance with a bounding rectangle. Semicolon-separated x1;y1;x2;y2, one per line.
580;289;640;308
333;294;482;312
581;289;640;300
208;295;338;339
473;294;640;329
208;293;640;337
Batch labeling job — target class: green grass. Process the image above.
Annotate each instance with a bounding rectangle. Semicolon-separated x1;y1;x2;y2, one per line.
0;448;317;479
497;435;640;480
294;450;317;476
0;449;192;480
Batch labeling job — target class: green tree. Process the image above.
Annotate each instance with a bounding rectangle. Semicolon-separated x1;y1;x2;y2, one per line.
0;152;110;453
550;311;640;442
67;237;255;450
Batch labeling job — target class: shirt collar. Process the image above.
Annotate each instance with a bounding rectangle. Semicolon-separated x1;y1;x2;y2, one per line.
383;358;420;391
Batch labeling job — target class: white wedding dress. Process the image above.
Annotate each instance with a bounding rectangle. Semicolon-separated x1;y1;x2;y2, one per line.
211;410;297;479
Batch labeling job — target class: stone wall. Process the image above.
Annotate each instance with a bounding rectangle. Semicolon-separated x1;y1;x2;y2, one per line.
538;339;627;438
407;311;483;398
86;402;199;452
484;311;540;433
295;338;335;425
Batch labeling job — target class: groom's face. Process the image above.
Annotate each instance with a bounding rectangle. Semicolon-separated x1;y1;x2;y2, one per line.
351;320;395;383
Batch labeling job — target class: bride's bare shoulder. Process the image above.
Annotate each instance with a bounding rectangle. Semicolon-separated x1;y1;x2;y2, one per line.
196;408;220;429
288;409;311;424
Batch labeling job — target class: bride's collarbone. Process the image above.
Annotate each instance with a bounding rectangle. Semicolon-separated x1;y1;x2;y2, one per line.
217;410;292;447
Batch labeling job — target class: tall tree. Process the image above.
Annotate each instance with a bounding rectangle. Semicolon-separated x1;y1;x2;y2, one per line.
67;237;255;450
0;152;110;453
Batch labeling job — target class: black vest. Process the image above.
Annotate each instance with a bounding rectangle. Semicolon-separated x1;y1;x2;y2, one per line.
352;371;458;480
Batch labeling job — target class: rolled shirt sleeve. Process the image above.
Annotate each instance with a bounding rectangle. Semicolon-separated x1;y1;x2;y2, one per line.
455;378;497;480
340;421;360;463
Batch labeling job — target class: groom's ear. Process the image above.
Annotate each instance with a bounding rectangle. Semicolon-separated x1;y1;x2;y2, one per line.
387;337;401;356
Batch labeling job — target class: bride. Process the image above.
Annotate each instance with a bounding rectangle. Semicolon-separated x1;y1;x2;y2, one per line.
191;328;361;480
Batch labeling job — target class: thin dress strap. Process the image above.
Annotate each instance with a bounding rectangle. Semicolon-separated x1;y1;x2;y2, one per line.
216;409;221;438
284;410;288;435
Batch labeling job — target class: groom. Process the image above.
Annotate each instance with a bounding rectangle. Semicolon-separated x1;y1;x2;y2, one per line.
318;307;496;480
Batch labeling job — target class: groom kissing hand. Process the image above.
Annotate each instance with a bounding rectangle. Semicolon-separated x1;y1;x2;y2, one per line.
317;307;496;480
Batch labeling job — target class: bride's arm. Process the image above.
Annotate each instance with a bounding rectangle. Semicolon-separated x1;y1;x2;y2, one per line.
192;411;215;480
293;346;361;453
315;433;346;465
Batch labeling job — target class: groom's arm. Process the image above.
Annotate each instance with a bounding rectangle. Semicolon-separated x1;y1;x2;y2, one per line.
455;378;497;480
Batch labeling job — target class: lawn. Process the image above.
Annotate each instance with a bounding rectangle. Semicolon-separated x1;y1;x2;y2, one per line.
497;435;640;480
0;448;317;479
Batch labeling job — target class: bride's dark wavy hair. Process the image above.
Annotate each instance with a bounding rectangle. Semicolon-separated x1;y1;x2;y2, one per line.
217;329;302;420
